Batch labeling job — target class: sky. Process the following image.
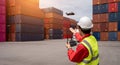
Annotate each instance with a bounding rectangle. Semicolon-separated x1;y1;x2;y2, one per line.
39;0;92;21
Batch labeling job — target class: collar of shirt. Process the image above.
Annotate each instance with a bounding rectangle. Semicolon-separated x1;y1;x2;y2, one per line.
81;34;91;40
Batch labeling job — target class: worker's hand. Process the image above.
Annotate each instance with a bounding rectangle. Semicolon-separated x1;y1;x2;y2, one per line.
69;28;76;34
66;43;72;49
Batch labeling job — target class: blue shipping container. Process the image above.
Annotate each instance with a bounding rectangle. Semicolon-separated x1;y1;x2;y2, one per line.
118;2;120;12
100;4;108;13
108;32;117;41
109;13;117;22
93;5;100;14
118;22;120;31
117;12;120;21
93;32;100;41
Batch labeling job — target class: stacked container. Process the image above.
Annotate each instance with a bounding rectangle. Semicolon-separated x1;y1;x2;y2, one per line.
42;7;63;39
93;0;120;41
0;0;6;42
62;17;71;38
6;0;45;41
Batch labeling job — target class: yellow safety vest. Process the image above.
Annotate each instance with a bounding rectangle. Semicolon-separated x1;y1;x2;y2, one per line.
77;35;99;65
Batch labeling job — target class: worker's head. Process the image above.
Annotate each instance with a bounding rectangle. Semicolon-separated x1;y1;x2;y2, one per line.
77;16;93;35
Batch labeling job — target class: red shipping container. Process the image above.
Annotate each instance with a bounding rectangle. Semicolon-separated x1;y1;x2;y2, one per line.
0;15;5;24
100;13;108;22
93;14;100;23
0;32;6;42
0;6;6;14
108;3;118;12
93;23;100;32
0;24;6;32
118;32;120;41
100;32;108;41
100;0;108;4
100;23;109;32
108;0;118;3
0;0;6;5
93;0;100;5
109;22;118;31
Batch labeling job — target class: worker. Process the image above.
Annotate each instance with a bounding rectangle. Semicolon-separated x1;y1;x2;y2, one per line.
66;16;99;65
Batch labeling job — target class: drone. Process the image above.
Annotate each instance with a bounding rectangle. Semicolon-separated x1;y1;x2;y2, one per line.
66;12;75;16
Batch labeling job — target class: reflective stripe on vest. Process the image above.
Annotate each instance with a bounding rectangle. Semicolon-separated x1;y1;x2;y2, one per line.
82;40;99;64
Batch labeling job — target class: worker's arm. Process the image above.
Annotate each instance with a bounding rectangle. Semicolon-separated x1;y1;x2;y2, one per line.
67;44;89;63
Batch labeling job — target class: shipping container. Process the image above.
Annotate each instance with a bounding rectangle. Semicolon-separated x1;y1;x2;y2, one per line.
8;15;44;25
117;22;120;31
100;0;108;4
109;22;118;31
44;18;63;24
118;2;120;12
0;6;6;14
7;33;16;41
93;23;100;32
109;13;117;22
118;32;120;40
100;32;108;41
100;23;108;32
108;0;119;3
100;13;108;22
0;24;6;32
108;3;118;12
0;15;6;24
93;0;100;5
49;29;63;34
16;33;44;41
100;4;108;13
42;7;63;15
44;23;62;29
93;32;100;41
0;15;5;24
108;32;117;41
0;0;6;5
49;34;63;39
117;12;120;21
93;14;100;23
45;13;63;19
7;0;39;8
93;5;100;14
7;5;44;18
0;32;6;42
8;33;44;41
16;24;44;33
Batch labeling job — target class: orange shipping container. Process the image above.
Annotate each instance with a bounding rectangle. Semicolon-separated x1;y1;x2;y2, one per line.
109;22;118;31
45;13;63;19
100;32;108;41
100;23;108;32
100;0;107;4
7;5;44;18
100;13;108;22
7;0;39;8
118;32;120;41
93;14;100;23
93;23;100;32
93;0;100;5
44;18;62;24
7;33;16;41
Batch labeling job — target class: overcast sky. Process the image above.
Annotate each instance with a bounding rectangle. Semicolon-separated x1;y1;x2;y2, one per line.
39;0;92;21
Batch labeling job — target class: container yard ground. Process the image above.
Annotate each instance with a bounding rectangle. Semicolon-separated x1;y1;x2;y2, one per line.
0;40;120;65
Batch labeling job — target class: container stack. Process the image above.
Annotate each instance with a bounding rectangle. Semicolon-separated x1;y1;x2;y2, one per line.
93;0;120;41
6;0;45;41
42;7;63;39
62;17;72;38
62;17;77;38
0;0;6;42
